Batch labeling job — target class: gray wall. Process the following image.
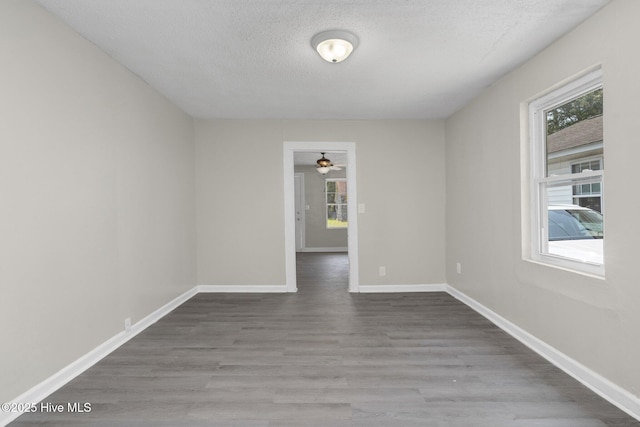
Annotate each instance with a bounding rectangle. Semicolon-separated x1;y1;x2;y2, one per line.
445;0;640;399
294;165;348;250
0;0;196;403
195;119;447;287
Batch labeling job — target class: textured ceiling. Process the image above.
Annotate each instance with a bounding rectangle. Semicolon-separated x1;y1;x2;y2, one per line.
34;0;609;120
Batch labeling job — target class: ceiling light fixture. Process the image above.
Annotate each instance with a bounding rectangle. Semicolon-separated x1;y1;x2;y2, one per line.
316;153;333;174
311;30;359;64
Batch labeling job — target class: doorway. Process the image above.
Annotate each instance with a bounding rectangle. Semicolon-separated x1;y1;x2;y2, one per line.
283;141;359;292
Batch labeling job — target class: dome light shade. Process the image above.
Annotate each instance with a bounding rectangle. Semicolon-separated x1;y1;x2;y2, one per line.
311;30;358;63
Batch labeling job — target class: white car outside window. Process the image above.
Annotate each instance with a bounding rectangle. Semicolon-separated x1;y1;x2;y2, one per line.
547;205;603;265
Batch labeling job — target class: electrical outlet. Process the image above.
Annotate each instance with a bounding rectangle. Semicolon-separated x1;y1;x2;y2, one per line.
456;262;462;274
124;317;132;332
379;266;386;276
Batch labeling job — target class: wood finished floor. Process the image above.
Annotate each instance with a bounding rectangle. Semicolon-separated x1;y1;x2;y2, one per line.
12;253;639;426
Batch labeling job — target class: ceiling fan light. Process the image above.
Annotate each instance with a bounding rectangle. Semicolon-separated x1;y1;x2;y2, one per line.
311;30;358;63
316;152;333;174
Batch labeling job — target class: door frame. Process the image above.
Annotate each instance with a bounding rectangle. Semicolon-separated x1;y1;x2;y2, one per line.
294;172;306;252
283;141;359;292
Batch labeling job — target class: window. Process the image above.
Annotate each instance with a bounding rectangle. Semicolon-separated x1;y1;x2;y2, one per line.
529;69;604;276
326;178;347;228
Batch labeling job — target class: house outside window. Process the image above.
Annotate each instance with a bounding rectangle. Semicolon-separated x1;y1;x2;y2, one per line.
571;158;603;212
529;68;604;276
326;178;347;228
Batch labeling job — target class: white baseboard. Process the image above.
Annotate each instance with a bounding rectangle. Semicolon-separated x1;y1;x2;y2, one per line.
446;284;640;421
298;247;348;253
0;286;198;427
130;287;199;334
198;284;288;293
358;283;447;293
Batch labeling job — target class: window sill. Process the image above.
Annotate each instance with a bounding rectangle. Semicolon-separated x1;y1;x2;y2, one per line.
524;257;605;280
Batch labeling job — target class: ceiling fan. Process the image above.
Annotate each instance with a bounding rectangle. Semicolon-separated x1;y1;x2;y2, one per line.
316;152;344;174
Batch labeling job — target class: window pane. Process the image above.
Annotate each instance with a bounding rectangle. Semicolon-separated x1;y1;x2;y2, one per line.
327;205;336;218
326;179;348;228
336;206;348;222
543;178;603;265
545;89;603;178
327;204;348;228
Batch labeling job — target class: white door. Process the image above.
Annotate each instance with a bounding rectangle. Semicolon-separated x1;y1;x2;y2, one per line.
294;173;305;251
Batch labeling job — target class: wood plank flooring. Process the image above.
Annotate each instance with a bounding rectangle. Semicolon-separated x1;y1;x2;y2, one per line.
11;253;639;426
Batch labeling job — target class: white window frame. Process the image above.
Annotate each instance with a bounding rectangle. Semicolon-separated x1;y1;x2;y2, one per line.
325;178;348;229
529;68;604;277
